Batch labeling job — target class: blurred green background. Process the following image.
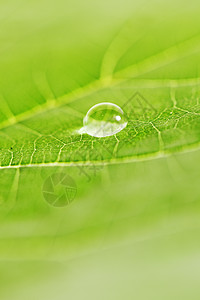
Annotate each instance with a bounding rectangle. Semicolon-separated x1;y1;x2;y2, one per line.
1;0;200;299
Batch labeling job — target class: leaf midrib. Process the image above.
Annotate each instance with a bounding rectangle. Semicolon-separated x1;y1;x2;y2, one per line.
1;140;200;169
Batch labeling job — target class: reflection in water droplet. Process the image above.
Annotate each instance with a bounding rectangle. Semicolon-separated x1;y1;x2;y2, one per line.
83;102;128;138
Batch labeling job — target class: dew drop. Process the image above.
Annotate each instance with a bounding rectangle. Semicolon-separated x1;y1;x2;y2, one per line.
83;102;128;138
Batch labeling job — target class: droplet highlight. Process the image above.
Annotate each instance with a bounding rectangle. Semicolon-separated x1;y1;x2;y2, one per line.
83;102;128;138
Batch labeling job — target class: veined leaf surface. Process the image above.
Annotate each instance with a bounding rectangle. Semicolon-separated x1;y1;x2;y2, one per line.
1;0;200;299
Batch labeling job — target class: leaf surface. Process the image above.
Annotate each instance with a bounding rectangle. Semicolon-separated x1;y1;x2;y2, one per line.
1;1;200;299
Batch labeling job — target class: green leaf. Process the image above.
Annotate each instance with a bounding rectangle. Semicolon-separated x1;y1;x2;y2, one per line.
1;0;200;299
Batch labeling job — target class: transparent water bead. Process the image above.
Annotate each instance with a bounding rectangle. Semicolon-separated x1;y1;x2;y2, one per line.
83;102;128;138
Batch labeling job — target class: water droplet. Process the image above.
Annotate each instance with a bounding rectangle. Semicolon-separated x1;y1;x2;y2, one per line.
83;102;128;137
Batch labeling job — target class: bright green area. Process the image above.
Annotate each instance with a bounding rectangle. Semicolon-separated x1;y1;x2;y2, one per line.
0;0;200;299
